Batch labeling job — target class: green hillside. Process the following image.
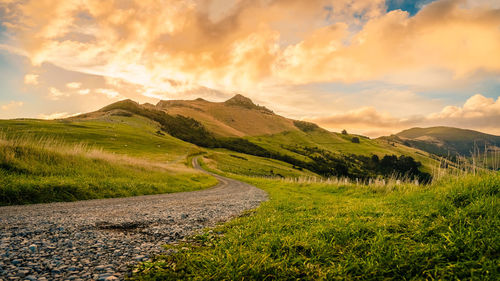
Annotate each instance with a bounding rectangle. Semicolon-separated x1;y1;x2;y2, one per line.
243;127;436;181
0;115;200;162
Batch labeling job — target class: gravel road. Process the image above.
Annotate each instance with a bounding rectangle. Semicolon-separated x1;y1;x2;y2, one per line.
0;158;267;281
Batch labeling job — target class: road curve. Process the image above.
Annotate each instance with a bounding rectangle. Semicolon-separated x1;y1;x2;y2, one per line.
0;157;267;280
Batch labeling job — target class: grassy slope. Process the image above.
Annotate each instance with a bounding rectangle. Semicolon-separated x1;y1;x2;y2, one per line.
249;129;438;174
204;150;317;178
0;138;217;205
0;116;219;205
0;116;201;162
133;164;499;280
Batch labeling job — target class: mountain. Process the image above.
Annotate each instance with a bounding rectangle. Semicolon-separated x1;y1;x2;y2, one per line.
156;94;297;137
383;127;500;157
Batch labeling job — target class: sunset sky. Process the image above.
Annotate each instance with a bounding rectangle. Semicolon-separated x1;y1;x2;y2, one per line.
0;0;499;137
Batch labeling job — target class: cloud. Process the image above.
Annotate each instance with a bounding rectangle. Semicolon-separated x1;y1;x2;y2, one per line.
66;82;82;89
95;88;120;99
427;94;500;129
311;106;411;128
77;88;90;95
276;0;500;83
1;0;498;95
23;74;38;85
309;94;500;137
37;112;81;120
1;101;23;110
48;87;70;100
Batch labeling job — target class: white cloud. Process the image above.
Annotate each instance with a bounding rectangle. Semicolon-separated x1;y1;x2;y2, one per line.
429;94;500;120
66;82;82;89
1;101;24;111
96;88;120;99
48;87;69;100
77;88;90;95
23;74;39;85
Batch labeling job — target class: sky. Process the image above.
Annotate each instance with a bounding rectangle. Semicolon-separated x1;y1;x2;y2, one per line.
0;0;499;137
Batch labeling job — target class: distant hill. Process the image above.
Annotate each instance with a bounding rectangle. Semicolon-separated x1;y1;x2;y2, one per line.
383;127;500;157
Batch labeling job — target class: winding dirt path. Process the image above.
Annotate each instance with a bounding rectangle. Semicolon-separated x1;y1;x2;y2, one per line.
0;158;267;280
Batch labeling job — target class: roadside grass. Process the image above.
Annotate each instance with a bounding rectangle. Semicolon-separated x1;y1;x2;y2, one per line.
0;135;217;205
131;169;499;280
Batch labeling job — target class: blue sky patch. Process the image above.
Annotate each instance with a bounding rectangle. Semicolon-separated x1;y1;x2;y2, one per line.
386;0;437;16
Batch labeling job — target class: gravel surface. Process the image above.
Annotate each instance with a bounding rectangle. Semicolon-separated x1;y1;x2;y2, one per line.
0;158;267;280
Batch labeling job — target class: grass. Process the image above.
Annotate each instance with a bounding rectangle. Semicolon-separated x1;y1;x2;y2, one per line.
204;150;317;178
0;135;217;205
248;129;438;174
0;116;202;162
131;164;499;280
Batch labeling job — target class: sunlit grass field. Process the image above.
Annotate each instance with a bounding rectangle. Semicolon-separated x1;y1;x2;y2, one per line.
132;161;499;280
0;135;216;206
